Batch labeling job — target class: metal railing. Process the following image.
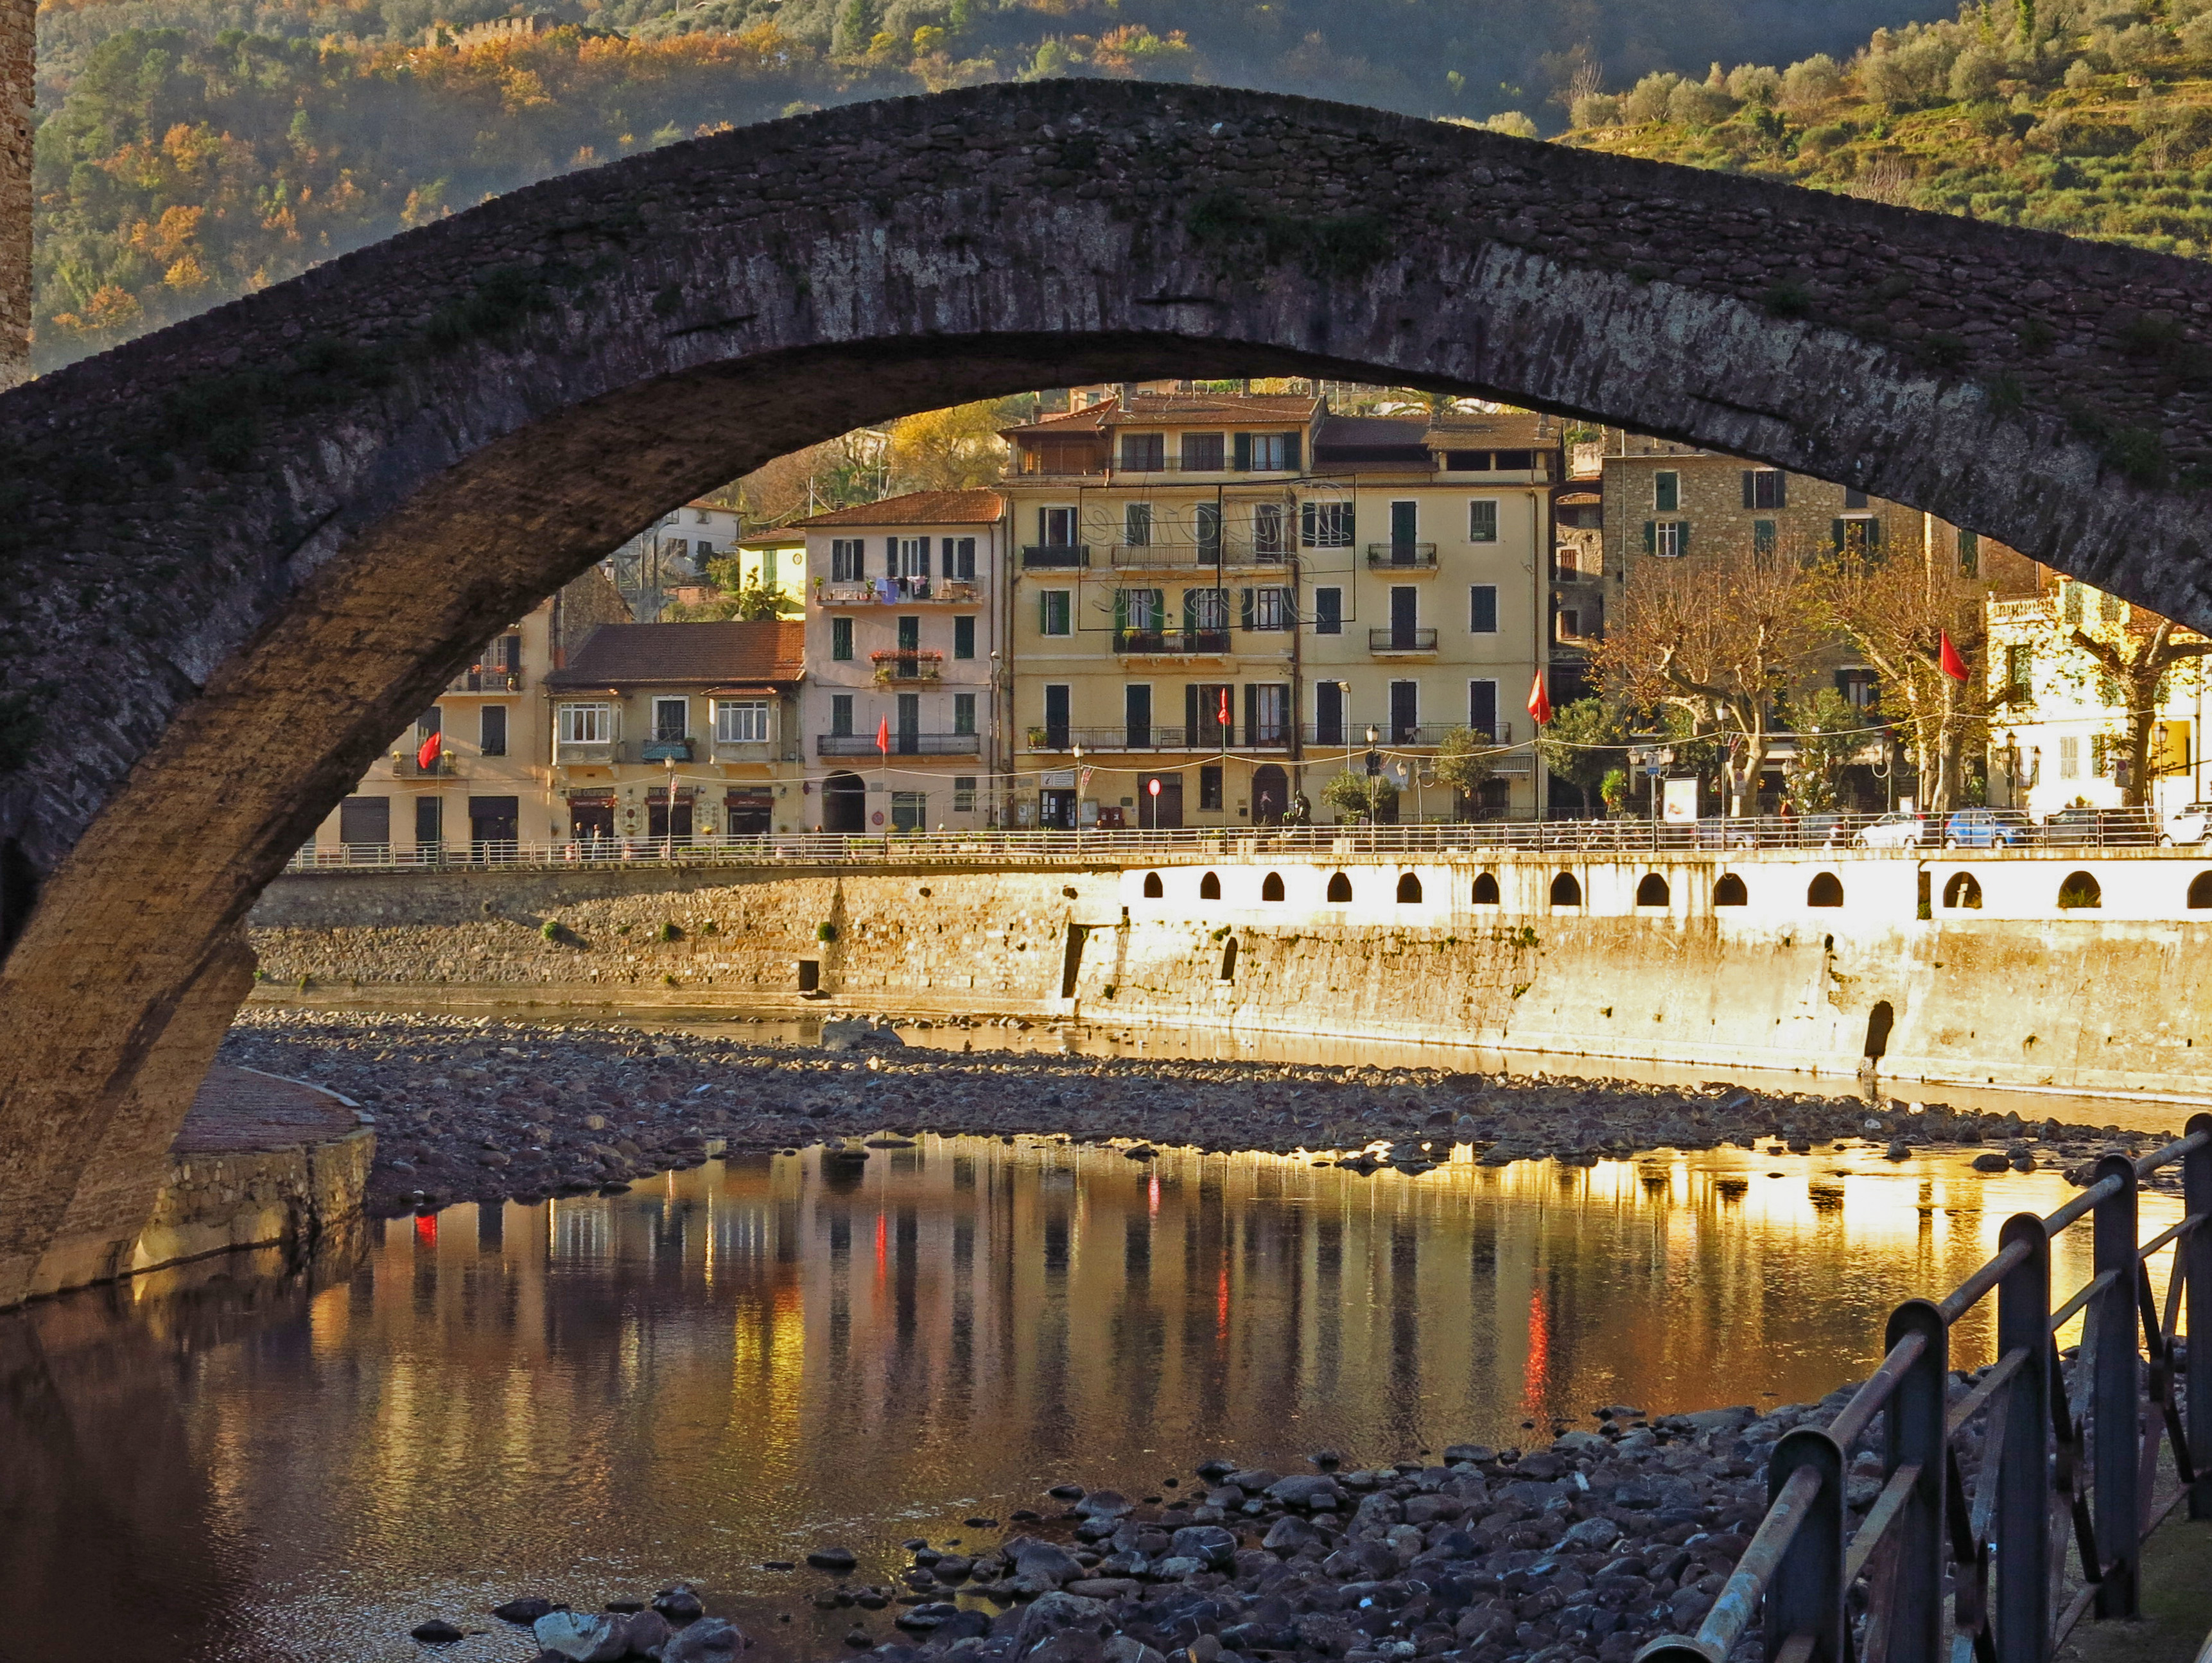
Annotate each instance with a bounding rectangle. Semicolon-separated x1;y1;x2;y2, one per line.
446;666;523;693
1108;543;1289;571
870;650;943;683
389;752;456;778
1020;544;1091;569
1024;725;1280;753
816;732;979;756
1637;1120;2210;1663
1112;627;1234;655
817;579;980;604
1366;544;1440;570
1370;627;1440;652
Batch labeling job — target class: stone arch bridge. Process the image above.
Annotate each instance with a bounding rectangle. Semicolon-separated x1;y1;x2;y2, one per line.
4;78;2212;1303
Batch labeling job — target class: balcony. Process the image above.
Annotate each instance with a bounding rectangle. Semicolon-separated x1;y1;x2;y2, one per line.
1022;544;1091;570
446;666;524;693
390;751;457;778
817;731;980;756
1113;627;1233;657
1108;543;1289;572
871;649;945;683
1306;721;1516;749
554;740;614;767
640;738;694;762
1366;543;1439;571
818;578;981;605
1370;627;1440;654
1025;724;1282;752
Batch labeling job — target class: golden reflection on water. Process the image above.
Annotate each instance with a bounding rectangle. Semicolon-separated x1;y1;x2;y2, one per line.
0;1136;2185;1663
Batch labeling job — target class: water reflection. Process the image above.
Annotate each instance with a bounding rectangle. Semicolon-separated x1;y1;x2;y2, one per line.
0;1138;2182;1663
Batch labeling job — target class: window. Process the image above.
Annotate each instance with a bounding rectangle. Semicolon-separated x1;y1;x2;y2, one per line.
693;509;711;525
897;615;920;651
1314;587;1343;635
1327;871;1353;902
415;796;441;849
895;537;929;579
1199;871;1222;900
339;796;391;846
1245;431;1294;471
1199;765;1223;811
2062;582;2084;625
1843;487;1870;509
1550;872;1583;906
953;693;977;735
653;697;688;741
1124;683;1151;745
1470;584;1498;633
1837;667;1877;710
1119;587;1163;632
1742;469;1786;510
832;538;864;581
1396;873;1423;904
480;705;508;756
1185;586;1230;634
1468;500;1499;542
557;702;611;745
1956;527;1980;577
715;700;770;744
946;537;976;581
891;791;927;832
1833;516;1881;555
1471;873;1500;904
1190;684;1233;744
830;694;854;737
1637;873;1670;907
1316;680;1346;745
2059;735;2080;779
1648;521;1687;559
1468;680;1498;738
832;617;854;661
1041;506;1079;546
1040;591;1072;636
1121;433;1164;471
1252;502;1285;558
1247;683;1289;744
954;616;976;659
954;776;977;812
1262;871;1286;901
1653;471;1679;512
1714;873;1747;907
2058;871;2102;910
1753;519;1777;555
1242;586;1293;631
1124;502;1153;546
1556;607;1581;642
1194;503;1222;564
1302;501;1354;547
760;548;774;586
1181;432;1226;471
2004;644;2032;700
1807;872;1844;907
1494;449;1535;471
1143;871;1165;897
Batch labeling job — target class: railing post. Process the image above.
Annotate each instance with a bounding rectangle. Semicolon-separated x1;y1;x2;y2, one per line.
1764;1429;1847;1663
2186;1113;2212;1521
2089;1151;2139;1617
1885;1298;1950;1663
1994;1214;2051;1663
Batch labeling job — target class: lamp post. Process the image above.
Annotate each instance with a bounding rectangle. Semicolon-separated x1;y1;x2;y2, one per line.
1366;726;1380;847
988;647;1002;830
1073;744;1084;850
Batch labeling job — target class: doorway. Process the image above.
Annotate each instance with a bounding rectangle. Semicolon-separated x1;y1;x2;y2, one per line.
568;795;614;842
896;692;921;754
1041;788;1077;829
1389;586;1418;649
467;794;518;854
646;790;692;842
1389;680;1419;744
1388;500;1418;562
1139;773;1185;829
1251;763;1289;824
824;771;867;833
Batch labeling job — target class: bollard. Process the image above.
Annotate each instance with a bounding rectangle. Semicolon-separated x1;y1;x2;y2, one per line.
2090;1152;2140;1617
1885;1298;1950;1663
2188;1114;2212;1522
1763;1429;1846;1663
1994;1214;2052;1663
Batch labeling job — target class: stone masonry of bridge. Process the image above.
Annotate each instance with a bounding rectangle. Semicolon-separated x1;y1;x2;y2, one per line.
9;80;2212;1303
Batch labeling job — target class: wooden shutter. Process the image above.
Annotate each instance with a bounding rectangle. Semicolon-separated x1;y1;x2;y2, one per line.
1283;432;1302;471
1642;520;1655;555
1239;588;1255;629
1233;433;1252;471
1831;518;1847;554
1185;684;1199;736
1741;471;1754;509
1244;684;1258;744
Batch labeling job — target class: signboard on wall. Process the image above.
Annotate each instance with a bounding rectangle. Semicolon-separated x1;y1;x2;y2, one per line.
1040;771;1076;790
1662;778;1700;823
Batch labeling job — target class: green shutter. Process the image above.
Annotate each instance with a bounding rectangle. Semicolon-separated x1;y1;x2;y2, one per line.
1239;588;1255;629
1642;520;1655;555
1113;589;1129;633
1868;516;1883;553
1284;432;1302;471
1831;518;1847;554
1741;471;1754;509
1678;521;1689;559
1233;433;1252;471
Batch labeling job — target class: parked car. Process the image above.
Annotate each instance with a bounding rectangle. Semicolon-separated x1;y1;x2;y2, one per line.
1854;812;1929;849
2040;806;2158;847
1942;808;2034;849
2164;802;2212;846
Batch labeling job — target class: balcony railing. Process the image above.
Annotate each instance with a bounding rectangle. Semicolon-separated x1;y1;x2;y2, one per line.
1024;724;1286;752
640;738;693;762
1020;544;1091;570
1370;627;1440;652
818;579;981;605
817;731;980;756
1305;721;1516;749
390;751;457;778
1366;543;1439;570
1109;543;1289;571
446;666;524;693
871;650;945;683
1112;627;1233;655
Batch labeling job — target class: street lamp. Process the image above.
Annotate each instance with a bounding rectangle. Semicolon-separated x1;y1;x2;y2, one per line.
1073;744;1084;845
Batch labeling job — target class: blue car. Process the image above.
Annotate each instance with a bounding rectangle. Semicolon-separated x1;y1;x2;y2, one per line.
1943;808;2033;848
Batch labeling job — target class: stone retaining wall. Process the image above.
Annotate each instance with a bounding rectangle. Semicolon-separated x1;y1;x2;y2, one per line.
131;1126;374;1276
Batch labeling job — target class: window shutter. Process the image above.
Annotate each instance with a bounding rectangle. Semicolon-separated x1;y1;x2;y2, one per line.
885;536;899;574
1283;432;1302;472
1678;521;1689;559
1774;474;1787;509
1038;509;1049;546
1185;684;1199;735
1245;683;1258;742
1642;520;1655;555
1233;433;1252;471
1741;471;1754;509
1239;588;1255;629
1113;589;1128;632
942;539;955;578
1868;517;1883;552
1831;518;1847;554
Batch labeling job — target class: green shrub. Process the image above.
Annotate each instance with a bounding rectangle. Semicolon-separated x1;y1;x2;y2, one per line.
817;922;837;942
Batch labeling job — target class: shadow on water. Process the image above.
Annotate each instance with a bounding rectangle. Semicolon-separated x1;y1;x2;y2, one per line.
0;1139;2180;1663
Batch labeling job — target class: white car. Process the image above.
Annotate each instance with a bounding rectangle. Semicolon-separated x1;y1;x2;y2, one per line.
2165;803;2212;846
1854;812;1928;849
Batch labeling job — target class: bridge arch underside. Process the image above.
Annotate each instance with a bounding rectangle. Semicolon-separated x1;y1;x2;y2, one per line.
6;78;2212;1302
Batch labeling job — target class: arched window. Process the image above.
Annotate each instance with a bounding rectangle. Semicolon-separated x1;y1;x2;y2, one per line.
2191;871;2212;910
1942;871;1981;910
1714;873;1748;907
1397;872;1423;903
1472;873;1501;905
1142;871;1164;898
1807;872;1845;908
1199;871;1221;900
1327;871;1354;903
1219;937;1239;980
1261;872;1285;902
2058;870;2102;909
1550;871;1582;907
1635;873;1670;907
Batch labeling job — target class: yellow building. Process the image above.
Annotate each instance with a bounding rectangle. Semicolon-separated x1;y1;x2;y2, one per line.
727;530;810;616
999;392;1553;826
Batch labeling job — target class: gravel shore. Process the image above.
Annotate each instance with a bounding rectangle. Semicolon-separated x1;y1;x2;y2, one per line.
218;1007;2184;1219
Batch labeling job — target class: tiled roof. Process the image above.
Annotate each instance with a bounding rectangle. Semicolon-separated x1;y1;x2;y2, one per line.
1314;415;1427;448
787;489;1004;529
1002;392;1319;437
1425;412;1555;448
543;620;805;688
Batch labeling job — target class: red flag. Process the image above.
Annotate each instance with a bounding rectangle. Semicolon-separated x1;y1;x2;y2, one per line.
1939;631;1969;684
1526;670;1552;727
875;715;890;754
1219;689;1232;727
415;727;442;771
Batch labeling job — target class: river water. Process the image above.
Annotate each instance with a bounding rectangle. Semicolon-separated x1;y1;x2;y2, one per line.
0;1126;2184;1663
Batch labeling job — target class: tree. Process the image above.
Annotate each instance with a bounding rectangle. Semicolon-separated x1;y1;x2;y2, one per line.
735;430;885;527
1536;696;1632;800
665;556;795;621
885;397;1028;492
1322;769;1397;823
2059;589;2212;806
1784;687;1865;812
1431;726;1497;816
1814;534;1990;813
1594;541;1826;815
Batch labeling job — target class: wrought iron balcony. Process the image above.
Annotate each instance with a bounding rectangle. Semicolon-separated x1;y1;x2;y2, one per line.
1108;543;1288;571
1369;627;1440;652
871;650;945;683
817;731;980;756
640;738;694;762
1020;544;1091;569
390;751;457;778
1112;627;1233;656
1366;543;1440;570
446;666;525;693
818;579;981;604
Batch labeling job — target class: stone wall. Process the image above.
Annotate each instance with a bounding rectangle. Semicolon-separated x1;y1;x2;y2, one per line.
250;851;2212;1098
131;1126;374;1275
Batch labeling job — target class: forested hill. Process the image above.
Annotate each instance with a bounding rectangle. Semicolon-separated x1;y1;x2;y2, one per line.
1565;1;2212;261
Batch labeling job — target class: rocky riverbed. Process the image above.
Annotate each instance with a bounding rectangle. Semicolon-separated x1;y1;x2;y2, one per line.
218;1007;2188;1219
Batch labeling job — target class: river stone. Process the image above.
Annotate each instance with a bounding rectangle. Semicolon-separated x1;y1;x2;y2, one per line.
532;1612;631;1662
1068;1578;1145;1601
1074;1490;1135;1520
1552;1429;1607;1452
1562;1517;1623;1550
661;1619;747;1662
1011;1590;1109;1651
1971;1151;2010;1172
1441;1445;1495;1465
1169;1525;1238;1567
410;1620;464;1642
1262;1516;1323;1553
494;1599;560;1624
806;1547;858;1572
653;1587;705;1624
1102;1636;1169;1663
1266;1475;1344;1509
1012;1541;1084;1584
1153;1555;1208;1581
